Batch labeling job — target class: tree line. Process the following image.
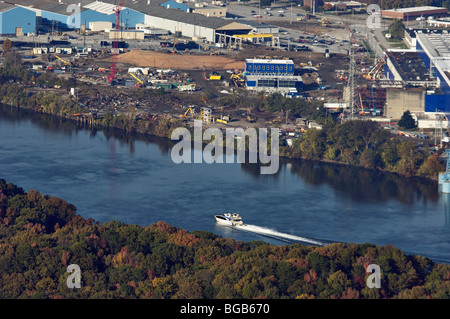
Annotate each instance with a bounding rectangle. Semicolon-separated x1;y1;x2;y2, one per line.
0;179;449;299
280;119;444;180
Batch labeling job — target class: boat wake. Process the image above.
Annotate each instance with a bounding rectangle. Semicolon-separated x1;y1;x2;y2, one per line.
234;224;325;246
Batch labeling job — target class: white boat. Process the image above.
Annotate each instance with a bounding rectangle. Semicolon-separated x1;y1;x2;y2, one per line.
214;213;243;226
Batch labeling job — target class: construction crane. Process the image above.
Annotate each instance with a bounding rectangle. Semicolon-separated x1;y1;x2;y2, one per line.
55;55;70;65
129;72;144;86
364;56;386;80
107;0;126;83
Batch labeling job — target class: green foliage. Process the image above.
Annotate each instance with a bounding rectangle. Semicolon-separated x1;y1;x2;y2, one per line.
0;179;449;299
398;111;416;130
280;118;440;179
388;20;405;40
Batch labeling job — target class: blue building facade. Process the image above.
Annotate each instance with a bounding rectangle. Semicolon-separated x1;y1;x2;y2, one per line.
40;8;111;30
39;6;144;30
245;59;302;97
0;6;36;35
415;37;450;113
245;59;295;76
118;8;146;28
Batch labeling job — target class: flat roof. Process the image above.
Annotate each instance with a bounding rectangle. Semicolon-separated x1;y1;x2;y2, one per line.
387;51;434;82
246;59;294;64
417;32;450;58
383;6;448;13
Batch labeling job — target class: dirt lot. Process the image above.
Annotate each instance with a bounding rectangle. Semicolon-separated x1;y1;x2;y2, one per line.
115;50;245;70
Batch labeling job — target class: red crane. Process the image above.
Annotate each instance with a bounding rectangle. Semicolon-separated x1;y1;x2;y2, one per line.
107;0;126;83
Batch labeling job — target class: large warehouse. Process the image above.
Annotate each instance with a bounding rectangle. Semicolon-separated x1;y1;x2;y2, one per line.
381;6;448;21
384;29;450;121
0;3;36;35
60;0;253;43
1;0;268;42
416;32;450;113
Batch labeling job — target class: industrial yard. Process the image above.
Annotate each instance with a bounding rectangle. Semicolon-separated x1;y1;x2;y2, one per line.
0;0;448;147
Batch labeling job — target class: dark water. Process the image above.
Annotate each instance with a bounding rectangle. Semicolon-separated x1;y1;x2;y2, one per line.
1;104;449;262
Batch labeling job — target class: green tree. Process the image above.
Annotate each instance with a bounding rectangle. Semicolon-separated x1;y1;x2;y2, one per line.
388;19;405;40
398;111;416;129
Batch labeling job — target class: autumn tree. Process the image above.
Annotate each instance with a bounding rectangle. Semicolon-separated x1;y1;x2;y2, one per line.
2;38;12;53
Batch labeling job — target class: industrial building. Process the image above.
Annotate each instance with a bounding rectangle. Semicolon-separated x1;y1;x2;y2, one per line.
5;0;253;43
11;0;116;31
245;59;302;97
381;6;448;21
385;51;437;87
0;2;36;35
383;29;450;125
416;32;450;113
427;17;450;28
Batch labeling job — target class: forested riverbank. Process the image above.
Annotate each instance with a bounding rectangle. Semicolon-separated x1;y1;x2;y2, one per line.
0;60;444;182
0;178;450;299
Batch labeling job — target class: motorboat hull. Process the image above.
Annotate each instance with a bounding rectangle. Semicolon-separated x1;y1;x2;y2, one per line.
215;214;243;226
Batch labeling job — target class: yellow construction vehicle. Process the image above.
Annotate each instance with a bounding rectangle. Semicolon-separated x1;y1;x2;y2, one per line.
320;17;330;27
207;71;221;80
246;109;255;123
230;72;245;87
216;115;230;124
55;55;71;65
364;57;386;80
180;107;195;118
129;72;144;86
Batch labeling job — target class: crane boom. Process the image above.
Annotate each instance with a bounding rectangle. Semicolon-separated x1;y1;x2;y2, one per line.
107;0;125;83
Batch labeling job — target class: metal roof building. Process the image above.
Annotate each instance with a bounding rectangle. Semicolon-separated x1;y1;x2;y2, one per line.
3;0;254;42
62;0;252;42
0;2;36;35
416;32;450;113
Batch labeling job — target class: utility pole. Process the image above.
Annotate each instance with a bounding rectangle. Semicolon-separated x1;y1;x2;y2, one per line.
348;36;356;120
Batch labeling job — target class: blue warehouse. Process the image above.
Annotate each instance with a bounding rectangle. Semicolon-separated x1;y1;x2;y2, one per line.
245;59;302;97
0;3;36;35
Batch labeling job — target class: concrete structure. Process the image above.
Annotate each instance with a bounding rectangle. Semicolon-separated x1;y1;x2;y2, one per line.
0;3;36;35
245;59;302;97
108;30;145;39
381;6;448;21
89;21;112;32
385;87;426;118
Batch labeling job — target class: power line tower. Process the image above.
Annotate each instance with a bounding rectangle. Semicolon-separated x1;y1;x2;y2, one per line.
348;44;356;120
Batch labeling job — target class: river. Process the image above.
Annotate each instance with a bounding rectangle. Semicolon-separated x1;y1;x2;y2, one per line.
1;104;449;262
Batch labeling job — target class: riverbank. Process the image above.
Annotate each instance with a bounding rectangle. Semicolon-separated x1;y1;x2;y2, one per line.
5;96;443;184
1;177;450;299
0;62;444;182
